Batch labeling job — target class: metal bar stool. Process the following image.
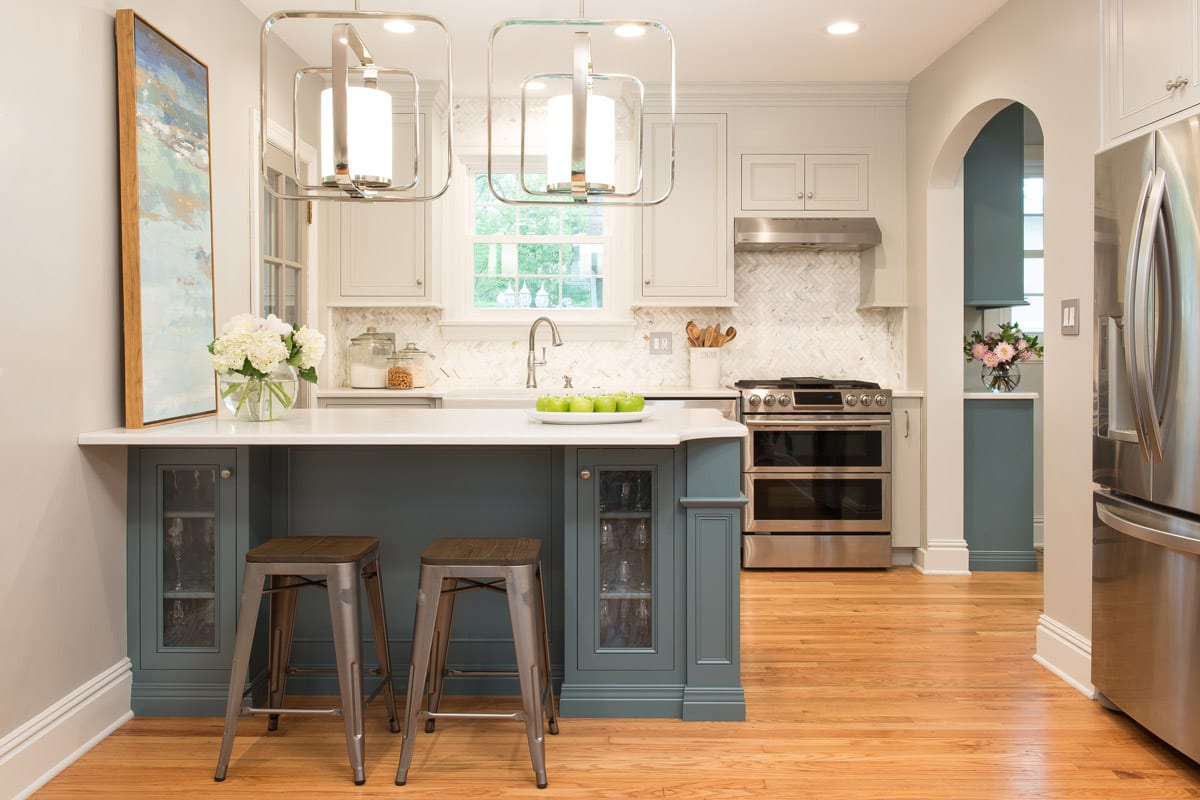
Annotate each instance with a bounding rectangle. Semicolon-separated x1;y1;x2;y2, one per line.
215;536;401;785
396;537;559;789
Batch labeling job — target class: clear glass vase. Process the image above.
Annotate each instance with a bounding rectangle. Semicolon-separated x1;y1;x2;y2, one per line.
218;364;299;421
981;362;1021;393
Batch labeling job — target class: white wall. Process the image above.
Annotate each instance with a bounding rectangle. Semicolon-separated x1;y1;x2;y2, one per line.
906;0;1100;689
0;1;268;794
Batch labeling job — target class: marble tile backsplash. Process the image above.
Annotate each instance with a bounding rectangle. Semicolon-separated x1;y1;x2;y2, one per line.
329;250;905;390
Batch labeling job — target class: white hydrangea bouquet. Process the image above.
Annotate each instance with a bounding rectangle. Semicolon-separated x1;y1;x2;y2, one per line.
208;314;326;420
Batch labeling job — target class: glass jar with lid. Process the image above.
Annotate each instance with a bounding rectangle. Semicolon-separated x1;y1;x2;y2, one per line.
348;326;394;388
394;341;433;388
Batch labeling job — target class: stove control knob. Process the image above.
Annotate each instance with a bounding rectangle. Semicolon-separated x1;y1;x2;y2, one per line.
860;393;872;407
845;394;858;407
747;394;761;407
763;394;777;407
874;393;888;407
778;394;792;407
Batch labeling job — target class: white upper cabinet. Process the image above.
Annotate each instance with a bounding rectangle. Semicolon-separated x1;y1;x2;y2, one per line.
322;111;438;306
636;113;733;307
1105;0;1200;140
740;154;869;212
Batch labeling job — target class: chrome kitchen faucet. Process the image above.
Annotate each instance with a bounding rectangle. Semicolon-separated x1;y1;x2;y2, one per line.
526;316;563;388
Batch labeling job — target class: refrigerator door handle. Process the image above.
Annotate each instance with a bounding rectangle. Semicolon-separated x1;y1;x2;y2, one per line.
1134;168;1168;463
1097;502;1200;556
1123;170;1155;461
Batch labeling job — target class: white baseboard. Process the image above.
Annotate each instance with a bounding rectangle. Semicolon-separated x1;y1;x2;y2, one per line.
1034;613;1095;699
1033;515;1044;549
912;538;971;574
0;659;133;800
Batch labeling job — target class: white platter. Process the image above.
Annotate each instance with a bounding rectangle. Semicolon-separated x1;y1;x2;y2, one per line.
526;409;654;425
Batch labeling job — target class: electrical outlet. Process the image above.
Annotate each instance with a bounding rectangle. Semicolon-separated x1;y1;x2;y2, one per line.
649;332;673;355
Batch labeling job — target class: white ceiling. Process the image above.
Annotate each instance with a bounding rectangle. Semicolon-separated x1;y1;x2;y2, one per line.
241;0;1011;95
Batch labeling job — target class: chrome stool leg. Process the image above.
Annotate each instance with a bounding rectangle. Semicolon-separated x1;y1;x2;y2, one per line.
215;563;267;782
535;562;559;736
362;555;401;734
267;574;301;732
327;562;367;785
396;563;445;786
424;576;458;733
506;564;548;789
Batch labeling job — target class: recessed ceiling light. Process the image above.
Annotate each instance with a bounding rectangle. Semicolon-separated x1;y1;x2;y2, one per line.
826;21;860;35
384;20;415;34
614;23;647;38
526;80;546;91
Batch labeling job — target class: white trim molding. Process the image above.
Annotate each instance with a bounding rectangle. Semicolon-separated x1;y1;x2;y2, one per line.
0;659;133;800
912;538;971;574
1034;614;1095;699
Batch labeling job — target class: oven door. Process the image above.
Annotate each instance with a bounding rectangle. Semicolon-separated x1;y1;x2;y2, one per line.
744;472;891;533
743;415;891;473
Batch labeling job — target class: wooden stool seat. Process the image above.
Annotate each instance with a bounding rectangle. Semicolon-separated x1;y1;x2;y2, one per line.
397;536;558;789
247;535;379;564
215;535;399;786
420;536;540;567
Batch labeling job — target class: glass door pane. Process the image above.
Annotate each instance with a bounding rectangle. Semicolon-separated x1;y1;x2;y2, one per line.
159;467;218;649
597;468;653;649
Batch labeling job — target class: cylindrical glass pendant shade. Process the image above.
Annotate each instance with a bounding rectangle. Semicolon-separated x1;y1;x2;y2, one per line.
546;92;616;192
320;86;393;187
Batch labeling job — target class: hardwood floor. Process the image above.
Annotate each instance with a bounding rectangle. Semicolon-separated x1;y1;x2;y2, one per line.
35;569;1200;799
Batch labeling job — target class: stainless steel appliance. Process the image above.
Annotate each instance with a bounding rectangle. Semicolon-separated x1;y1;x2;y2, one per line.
738;378;892;568
1093;115;1200;764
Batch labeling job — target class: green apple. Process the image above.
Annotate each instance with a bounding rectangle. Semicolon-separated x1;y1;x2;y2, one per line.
535;395;550;412
569;395;595;413
593;394;617;413
543;395;569;412
616;393;645;413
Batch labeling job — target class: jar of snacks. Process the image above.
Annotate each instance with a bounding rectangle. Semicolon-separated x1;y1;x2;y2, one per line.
386;354;414;390
394;342;433;388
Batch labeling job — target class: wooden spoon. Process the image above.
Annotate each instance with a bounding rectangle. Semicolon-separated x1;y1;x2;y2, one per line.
721;326;737;345
704;326;717;347
686;320;702;347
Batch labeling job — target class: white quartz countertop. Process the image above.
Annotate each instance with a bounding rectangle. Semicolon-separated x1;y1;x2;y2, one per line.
962;392;1039;400
78;407;747;447
317;385;741;399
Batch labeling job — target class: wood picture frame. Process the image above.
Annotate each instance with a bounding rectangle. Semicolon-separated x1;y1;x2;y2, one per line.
116;10;217;428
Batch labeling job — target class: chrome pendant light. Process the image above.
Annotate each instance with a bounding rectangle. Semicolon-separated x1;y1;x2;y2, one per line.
487;1;676;206
259;4;453;202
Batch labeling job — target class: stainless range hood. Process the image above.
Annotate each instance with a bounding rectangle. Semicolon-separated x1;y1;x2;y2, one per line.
734;217;882;252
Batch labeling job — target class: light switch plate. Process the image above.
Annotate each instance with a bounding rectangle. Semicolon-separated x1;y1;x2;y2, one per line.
649;332;673;354
1061;298;1080;336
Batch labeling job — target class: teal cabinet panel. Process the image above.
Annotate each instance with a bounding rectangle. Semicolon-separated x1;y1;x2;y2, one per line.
964;400;1037;571
964;102;1026;308
128;447;273;714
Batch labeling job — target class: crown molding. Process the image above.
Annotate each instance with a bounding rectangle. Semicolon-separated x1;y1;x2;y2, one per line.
644;81;909;109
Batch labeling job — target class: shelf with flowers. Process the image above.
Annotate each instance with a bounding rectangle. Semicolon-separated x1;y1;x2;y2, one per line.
208;314;325;421
963;322;1044;392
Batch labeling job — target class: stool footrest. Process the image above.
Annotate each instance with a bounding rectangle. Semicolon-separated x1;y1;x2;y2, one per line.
243;705;343;718
421;710;525;722
444;669;517;678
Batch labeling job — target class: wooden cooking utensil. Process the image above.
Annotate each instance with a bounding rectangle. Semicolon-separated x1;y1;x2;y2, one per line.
722;326;737;345
705;326;717;347
686;320;702;347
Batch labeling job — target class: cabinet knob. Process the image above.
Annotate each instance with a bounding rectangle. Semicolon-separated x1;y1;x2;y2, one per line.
644;278;651;285
219;469;233;479
1166;76;1190;91
416;278;423;285
807;191;814;199
579;469;592;480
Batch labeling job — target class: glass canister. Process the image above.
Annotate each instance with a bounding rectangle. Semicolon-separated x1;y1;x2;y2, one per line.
394;341;433;388
348;326;394;388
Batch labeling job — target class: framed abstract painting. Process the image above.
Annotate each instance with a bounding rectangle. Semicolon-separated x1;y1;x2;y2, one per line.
116;10;216;428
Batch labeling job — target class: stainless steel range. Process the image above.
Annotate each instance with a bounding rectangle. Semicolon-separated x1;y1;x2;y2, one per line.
738;377;892;568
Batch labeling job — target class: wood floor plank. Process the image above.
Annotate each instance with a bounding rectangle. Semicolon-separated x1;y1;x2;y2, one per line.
33;569;1200;798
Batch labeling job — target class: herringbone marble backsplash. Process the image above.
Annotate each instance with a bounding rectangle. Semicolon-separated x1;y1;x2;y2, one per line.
330;250;904;390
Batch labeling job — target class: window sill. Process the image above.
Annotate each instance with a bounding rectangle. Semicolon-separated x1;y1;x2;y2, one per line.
438;319;636;342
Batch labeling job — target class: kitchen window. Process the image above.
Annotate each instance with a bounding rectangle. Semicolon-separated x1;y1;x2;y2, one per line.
1010;166;1044;336
467;162;609;314
261;144;308;325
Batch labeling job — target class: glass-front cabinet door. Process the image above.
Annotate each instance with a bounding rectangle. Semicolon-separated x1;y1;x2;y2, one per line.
576;449;676;672
137;448;238;670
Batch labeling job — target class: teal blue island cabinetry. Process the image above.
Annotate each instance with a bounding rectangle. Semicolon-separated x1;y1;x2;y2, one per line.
963;394;1037;571
81;408;747;721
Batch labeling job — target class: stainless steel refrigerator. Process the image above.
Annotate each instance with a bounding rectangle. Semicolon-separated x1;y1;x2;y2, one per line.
1094;114;1200;763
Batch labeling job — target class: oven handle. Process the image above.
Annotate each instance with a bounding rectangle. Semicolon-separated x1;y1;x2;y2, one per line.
743;417;891;428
